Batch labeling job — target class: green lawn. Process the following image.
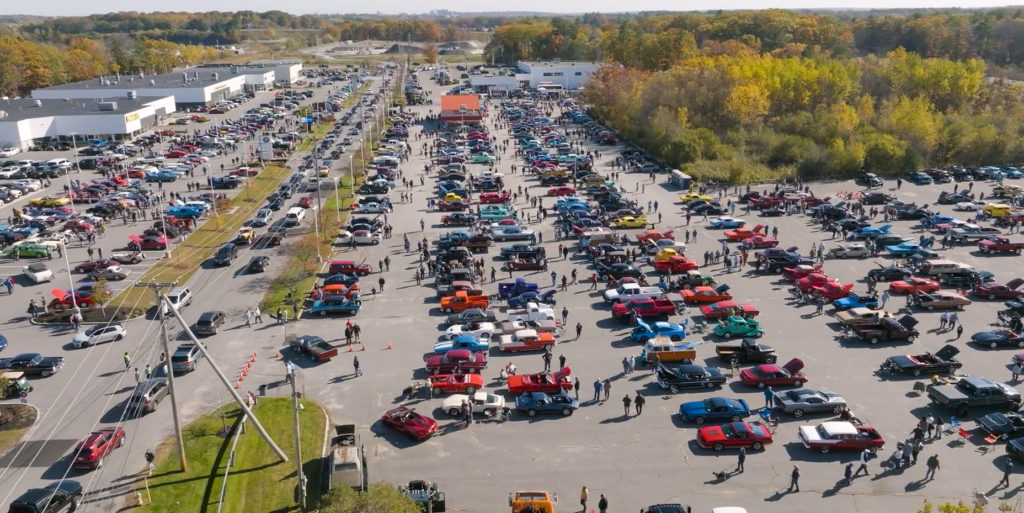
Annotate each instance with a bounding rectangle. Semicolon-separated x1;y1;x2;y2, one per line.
111;165;293;312
139;397;326;513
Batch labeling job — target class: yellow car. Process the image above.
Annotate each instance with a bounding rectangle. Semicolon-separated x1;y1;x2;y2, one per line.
28;196;71;207
235;227;255;245
444;192;463;203
613;215;649;228
984;203;1013;217
654;248;679;262
679;193;712;203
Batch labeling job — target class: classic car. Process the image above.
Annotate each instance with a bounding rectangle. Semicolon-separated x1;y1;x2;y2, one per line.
48;291;96;309
441;212;478;226
879;344;963;377
22;263;53;283
437;200;470;212
849;224;892;239
696;421;773;452
337;229;383;245
781;264;822;282
681;284;733;304
795;273;838;292
773;389;847;417
424;349;487;374
328;260;372;276
708;217;746;229
288;335;338;362
491;226;537;242
514;391;579;416
595;262;644;279
827;243;871;259
889;277;941;295
436;331;493;354
699;301;759;320
973;278;1024;300
480;205;515;221
323;273;360;287
5;243;50;258
971;329;1024;349
0;352;64;377
812;282;855;300
507;367;573;394
87;266;130;281
724;224;765;241
798;421;885;453
656;364;727;392
852;315;921;344
635;230;674;243
507;290;557;309
611;215;649;229
308;297;362;316
444;308;499;326
547;186;576;197
71;324;127;348
497;329;556;352
504;256;548;271
713;316;764;339
836;307;892;326
72;259;120;273
429;373;486;394
678;397;751;424
631;319;687;343
738;235;779;250
68;427;126;469
979;412;1024;440
479;192;511;204
441;391;505;416
679;193;712;202
832;292;879;311
739;358;806;388
381;407;438;441
913;291;972;311
130;234;168;250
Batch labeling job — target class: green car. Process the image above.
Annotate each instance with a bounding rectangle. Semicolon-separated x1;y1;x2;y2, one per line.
713;316;764;339
480;206;515;221
471;153;496;164
6;244;51;258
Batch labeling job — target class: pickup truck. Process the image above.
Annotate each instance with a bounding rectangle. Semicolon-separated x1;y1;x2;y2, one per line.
497;329;556;352
611;297;677;323
109;250;146;264
852;315;920;344
950;225;1004;244
440;291;489;314
435;280;483;299
715;338;778;364
0;353;65;377
507;368;573;394
289;335;338;362
326;424;367;492
499;320;561;336
498;278;538;299
653;256;700;274
506;302;556;323
979;236;1024;255
603;283;664;304
424;349;487;374
927;376;1022;417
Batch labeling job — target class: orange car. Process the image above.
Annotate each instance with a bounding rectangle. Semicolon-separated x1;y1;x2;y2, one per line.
724;224;765;241
888;277;940;295
680;284;733;303
636;230;674;243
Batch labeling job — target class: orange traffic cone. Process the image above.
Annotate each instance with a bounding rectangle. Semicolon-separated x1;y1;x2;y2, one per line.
274;350;280;358
348;346;353;352
250;355;256;363
386;342;392;350
234;381;240;389
361;344;366;351
252;350;257;358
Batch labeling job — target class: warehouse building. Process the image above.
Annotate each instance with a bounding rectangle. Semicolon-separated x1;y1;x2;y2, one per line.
32;69;247;109
0;96;176;150
468;60;599;93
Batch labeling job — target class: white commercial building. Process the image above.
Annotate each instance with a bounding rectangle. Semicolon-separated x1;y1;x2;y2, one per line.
253;60;303;85
32;69;247;108
0;96;176;150
469;60;599;92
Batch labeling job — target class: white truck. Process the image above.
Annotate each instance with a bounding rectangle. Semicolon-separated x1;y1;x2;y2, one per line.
603;283;665;304
505;302;556;323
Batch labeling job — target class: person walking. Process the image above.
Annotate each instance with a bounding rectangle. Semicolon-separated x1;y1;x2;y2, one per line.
956;324;964;339
550;271;557;288
353;356;361;377
999;459;1014;488
788;465;800;492
145;449;155;475
764;386;775;409
855;448;871;476
593;379;602;402
635;393;645;415
244;309;253;327
737;448;746;473
134;367;141;383
926;413;936;439
123;352;131;371
558;354;566;370
597;494;608;513
254;307;263;323
1013;362;1022;382
603;378;611;401
144;364;151;379
542;352;552;372
575;322;583;340
561;306;569;325
580;486;589;512
925;454;940;481
378;276;385;292
844;462;854;485
573;378;580;400
622;356;631;375
910;439;922;465
880;291;889;309
622;394;632;416
939;312;948;331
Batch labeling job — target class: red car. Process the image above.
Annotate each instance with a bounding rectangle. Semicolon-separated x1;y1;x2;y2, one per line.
653;256;699;274
381;406;438;441
438;200;470;211
479;192;510;204
739;236;779;250
798;421;885;454
129;234;168;250
795;273;838;292
811;282;854;300
164;150;187;158
72;259;118;273
429;373;485;394
424;349;488;374
69;427;125;469
636;230;674;243
888;277;940;295
328;260;372;276
49;291;96;309
508;367;573;394
547;186;576;197
230;167;260;177
699;301;760;320
781;264;822;282
740;358;806;388
125;169;148;178
973;278;1024;300
297;196;314;208
697;421;773;452
681;285;733;304
724;224;765;241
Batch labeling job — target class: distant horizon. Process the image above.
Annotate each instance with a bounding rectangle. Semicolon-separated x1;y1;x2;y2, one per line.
3;1;1024;17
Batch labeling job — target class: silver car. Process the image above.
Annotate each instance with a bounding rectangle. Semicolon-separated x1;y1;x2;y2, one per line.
773;388;847;417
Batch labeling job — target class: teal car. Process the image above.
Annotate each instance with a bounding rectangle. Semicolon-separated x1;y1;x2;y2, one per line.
309;297;362;316
713;316;764;339
471;153;496;164
6;244;51;259
480;206;515;221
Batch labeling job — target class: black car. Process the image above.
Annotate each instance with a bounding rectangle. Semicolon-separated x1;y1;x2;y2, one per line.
860;192;895;205
655;364;727;393
444;308;499;327
595;262;643;279
856;173;884;188
689;203;725;216
0;353;65;377
358;183;389;194
194;311;226;336
970;330;1024;349
867;264;912;282
938;191;972;204
267;198;285;211
211;243;238;266
834;219;869;231
247;255;270;273
253;231;283;248
873;234;908;247
939;269;993;287
980;412;1024;439
323;273;359;287
8;480;83;513
499;244;545;260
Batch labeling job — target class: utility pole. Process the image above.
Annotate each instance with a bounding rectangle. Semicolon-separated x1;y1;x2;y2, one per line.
135;281;188;472
289;364;305;508
163;293;289;462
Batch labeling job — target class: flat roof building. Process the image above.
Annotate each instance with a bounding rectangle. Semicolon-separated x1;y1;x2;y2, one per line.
468;60;599;92
32;69;247;108
0;96;176;150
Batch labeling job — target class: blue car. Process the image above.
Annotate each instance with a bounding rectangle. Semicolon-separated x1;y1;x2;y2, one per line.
850;224;892;239
433;333;490;354
1004;167;1024;179
905;171;934;185
323;273;359;286
515;391;579;416
145;170;180;182
507;290;557;309
309;297;362;316
631;318;687;343
832;293;880;311
165;205;205;219
708;217;746;229
679;397;751;424
927;214;957;226
885;241;921;256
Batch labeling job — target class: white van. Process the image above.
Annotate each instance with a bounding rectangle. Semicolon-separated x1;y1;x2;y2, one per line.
284;207;306;226
46;158;71;169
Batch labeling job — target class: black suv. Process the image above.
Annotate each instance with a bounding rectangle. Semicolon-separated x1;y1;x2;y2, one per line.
212;243;238;266
8;481;82;513
194;311;226;336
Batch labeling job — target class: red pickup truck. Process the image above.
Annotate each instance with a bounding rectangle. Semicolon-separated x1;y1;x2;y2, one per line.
424;349;487;374
653;256;699;274
612;297;677;323
979;236;1024;255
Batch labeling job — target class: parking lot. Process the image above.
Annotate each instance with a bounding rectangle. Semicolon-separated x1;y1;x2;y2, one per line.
4;62;1024;513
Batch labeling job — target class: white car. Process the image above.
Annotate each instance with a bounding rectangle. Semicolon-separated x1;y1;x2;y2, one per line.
251;208;273;227
954;201;985;211
0;147;20;158
22;263;53;283
645;239;687;255
353;202;391;214
71;324;127;348
440;392;506;417
827;243;871;259
337;229;382;245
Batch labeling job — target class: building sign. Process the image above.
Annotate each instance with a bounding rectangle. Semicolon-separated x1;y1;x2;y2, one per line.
125;113;139;122
259;135;274;160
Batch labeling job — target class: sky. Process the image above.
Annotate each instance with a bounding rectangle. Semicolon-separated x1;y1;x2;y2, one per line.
2;0;1022;16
